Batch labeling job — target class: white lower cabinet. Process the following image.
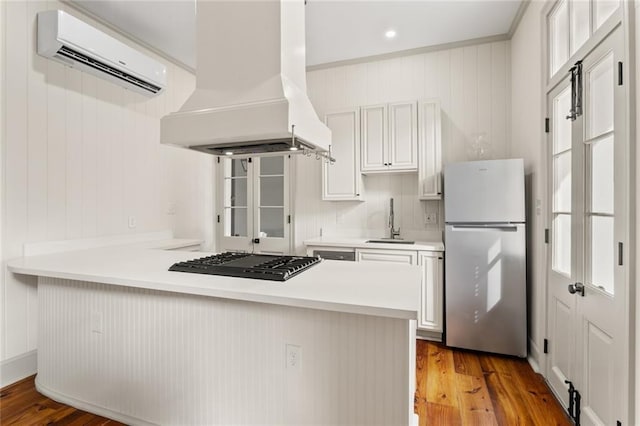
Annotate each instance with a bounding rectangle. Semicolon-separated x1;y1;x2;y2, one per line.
306;245;443;338
418;251;443;332
355;248;417;264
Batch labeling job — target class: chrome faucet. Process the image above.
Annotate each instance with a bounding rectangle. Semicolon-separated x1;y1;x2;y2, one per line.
389;198;400;239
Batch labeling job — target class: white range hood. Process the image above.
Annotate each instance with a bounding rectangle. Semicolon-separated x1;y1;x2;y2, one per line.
160;0;331;157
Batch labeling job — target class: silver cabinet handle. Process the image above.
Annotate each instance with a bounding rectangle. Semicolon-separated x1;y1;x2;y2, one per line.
568;282;585;296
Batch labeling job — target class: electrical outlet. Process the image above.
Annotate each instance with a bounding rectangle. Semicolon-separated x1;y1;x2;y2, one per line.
128;216;137;229
167;202;177;215
425;212;438;225
286;344;301;370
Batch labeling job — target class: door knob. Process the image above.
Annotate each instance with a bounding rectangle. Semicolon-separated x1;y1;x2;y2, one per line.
568;282;585;296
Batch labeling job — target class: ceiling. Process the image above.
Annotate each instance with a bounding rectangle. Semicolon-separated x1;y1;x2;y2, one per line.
72;0;523;69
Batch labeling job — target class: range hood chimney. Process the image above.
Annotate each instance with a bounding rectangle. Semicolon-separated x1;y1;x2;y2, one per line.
160;0;332;158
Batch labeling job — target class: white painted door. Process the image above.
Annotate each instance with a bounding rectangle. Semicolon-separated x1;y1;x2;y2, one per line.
218;158;254;253
217;156;292;255
387;101;418;171
323;109;362;200
360;104;387;172
545;26;628;425
546;76;576;410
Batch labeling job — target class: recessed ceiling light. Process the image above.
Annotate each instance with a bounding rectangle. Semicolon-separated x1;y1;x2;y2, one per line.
224;151;234;156
385;29;397;39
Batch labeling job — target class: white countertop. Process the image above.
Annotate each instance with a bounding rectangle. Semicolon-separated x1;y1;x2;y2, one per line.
7;243;421;320
304;236;445;252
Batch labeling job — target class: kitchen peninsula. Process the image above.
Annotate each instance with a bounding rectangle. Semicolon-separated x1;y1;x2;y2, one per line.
8;244;421;425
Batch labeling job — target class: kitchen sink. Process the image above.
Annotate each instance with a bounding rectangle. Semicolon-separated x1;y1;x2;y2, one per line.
366;239;415;244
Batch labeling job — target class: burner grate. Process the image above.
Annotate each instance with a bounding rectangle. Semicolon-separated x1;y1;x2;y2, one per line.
168;252;321;281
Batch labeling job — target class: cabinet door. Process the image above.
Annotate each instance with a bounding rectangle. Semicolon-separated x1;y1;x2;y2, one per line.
356;249;417;265
418;251;443;332
388;101;418;171
360;104;388;172
322;109;362;201
418;100;443;200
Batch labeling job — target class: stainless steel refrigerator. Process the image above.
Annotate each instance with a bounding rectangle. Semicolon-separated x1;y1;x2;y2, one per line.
444;159;526;357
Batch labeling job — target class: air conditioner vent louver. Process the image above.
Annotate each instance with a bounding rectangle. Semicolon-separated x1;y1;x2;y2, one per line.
56;46;161;94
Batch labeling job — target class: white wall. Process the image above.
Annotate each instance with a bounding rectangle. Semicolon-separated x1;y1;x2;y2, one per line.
509;1;546;369
0;1;211;363
295;40;512;253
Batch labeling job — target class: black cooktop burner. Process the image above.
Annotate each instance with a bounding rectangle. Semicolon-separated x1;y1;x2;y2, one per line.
168;252;321;281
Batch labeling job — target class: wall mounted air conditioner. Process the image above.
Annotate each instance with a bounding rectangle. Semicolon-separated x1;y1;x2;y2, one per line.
37;10;166;96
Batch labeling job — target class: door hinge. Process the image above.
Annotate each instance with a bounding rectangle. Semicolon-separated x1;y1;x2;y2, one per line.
545;118;550;133
618;242;623;266
217;157;220;163
618;62;623;86
544;228;549;244
248;157;252;163
617;421;622;426
287;215;291;224
217;215;220;223
543;338;548;354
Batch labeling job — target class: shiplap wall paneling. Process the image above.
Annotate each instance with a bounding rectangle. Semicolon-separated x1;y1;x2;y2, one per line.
296;41;511;253
1;1;209;362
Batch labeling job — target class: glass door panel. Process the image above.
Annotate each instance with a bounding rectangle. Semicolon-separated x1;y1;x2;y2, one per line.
591;136;614;214
257;156;285;239
584;49;615;295
549;0;570;77
551;86;572;277
587;52;614;138
570;0;590;55
223;159;249;237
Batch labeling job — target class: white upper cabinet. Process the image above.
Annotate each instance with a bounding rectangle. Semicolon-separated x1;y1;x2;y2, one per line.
361;101;418;173
323;108;363;201
360;104;388;171
418;100;443;200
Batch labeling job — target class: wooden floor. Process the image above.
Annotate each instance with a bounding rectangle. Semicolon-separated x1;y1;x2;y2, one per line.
415;341;571;425
1;341;570;425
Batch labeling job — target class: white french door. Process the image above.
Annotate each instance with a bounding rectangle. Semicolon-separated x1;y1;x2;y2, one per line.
546;25;628;425
217;156;292;255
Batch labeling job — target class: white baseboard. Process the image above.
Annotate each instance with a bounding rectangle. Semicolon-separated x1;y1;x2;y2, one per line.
0;349;37;388
416;329;443;342
528;337;541;373
36;377;154;426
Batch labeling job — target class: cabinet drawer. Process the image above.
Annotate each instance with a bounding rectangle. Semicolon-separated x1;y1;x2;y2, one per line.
356;249;417;265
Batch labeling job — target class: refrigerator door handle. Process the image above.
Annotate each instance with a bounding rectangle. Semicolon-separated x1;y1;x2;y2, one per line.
450;224;519;231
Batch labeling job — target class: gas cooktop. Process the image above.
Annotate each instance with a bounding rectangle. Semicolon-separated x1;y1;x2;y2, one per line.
168;252;321;281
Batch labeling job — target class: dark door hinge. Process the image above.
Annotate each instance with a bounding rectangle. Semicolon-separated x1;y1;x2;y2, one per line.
217;215;220;223
217;157;220;163
543;338;548;354
545;229;549;244
618;242;623;266
545;118;550;133
618;62;623;86
617;421;622;426
574;389;581;425
565;380;575;419
248;157;252;163
287;215;291;224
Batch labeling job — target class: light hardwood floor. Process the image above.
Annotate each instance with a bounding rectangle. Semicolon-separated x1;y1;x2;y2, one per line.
415;341;571;425
1;340;570;425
